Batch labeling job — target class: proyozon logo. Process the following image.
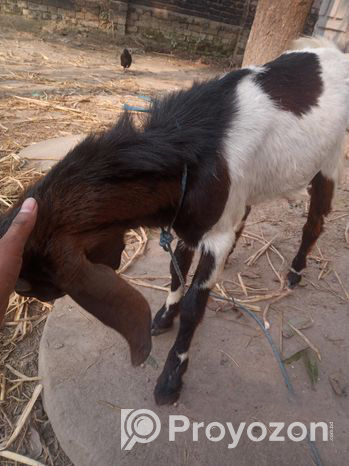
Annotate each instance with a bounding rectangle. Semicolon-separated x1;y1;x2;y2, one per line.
121;409;161;450
121;409;332;451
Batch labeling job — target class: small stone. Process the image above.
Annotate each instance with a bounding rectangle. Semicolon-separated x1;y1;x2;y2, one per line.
53;343;64;349
329;372;347;397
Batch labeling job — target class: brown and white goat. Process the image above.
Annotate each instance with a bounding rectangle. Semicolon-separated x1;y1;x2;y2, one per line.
1;38;348;405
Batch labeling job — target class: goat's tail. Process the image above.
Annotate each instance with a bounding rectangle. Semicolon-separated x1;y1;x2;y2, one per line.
289;35;339;52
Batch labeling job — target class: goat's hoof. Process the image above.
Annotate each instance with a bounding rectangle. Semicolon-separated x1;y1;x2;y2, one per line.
154;376;182;406
151;322;172;336
151;305;174;336
154;358;188;405
287;270;302;289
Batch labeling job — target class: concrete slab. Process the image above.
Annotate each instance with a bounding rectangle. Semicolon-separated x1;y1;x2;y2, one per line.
39;239;348;466
19;134;86;172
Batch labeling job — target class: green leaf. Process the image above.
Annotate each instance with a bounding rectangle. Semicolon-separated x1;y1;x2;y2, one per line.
302;348;319;388
282;314;313;338
146;354;159;369
283;348;308;366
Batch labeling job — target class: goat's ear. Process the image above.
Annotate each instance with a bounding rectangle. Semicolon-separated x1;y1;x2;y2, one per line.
63;256;152;366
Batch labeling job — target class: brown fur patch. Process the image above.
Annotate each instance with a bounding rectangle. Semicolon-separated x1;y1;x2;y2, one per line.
256;52;323;117
291;171;334;274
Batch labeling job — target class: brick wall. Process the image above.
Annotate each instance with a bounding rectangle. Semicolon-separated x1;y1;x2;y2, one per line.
0;0;128;34
126;2;256;61
128;0;256;27
0;0;318;64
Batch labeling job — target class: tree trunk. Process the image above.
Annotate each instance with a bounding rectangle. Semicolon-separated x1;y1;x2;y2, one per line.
242;0;314;67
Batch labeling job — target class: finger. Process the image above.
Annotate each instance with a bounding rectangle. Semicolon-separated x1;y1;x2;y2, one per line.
2;198;38;255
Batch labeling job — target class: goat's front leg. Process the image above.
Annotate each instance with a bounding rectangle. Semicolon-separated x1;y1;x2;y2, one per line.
152;240;194;335
154;232;234;405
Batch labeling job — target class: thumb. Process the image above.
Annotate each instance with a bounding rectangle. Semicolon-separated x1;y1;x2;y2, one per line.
3;198;38;255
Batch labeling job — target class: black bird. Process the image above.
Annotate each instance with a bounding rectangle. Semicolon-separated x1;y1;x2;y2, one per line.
120;48;132;71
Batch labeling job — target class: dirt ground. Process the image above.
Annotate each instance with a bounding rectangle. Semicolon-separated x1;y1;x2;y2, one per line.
0;14;348;466
0;14;217;466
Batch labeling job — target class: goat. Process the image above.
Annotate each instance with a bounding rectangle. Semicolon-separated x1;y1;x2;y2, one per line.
0;37;348;405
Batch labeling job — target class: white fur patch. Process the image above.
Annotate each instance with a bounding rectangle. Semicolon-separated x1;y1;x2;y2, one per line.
197;45;348;292
227;48;348;208
290;36;339;52
290;267;302;275
200;231;236;289
165;286;184;308
177;352;188;364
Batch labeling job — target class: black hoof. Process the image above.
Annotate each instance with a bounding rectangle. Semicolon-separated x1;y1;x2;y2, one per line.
287;270;302;289
154;380;182;405
151;304;177;336
151;323;173;336
154;361;188;405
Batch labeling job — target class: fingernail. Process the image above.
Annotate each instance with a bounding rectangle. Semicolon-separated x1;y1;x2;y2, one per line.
20;197;37;213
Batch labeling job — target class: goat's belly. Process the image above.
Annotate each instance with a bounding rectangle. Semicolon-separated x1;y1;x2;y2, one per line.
245;169;317;206
239;133;342;205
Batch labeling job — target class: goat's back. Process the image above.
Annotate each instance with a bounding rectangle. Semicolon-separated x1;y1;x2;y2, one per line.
222;45;349;205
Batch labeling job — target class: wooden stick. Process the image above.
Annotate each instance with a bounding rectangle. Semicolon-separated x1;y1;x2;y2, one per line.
219;350;240;367
118;240;144;273
0;384;43;450
318;260;329;280
328;213;349;222
237;273;248;296
242;231;284;262
286;322;321;361
333;270;349;301
122;274;171;281
14;95;84;114
266;250;283;288
0;450;45;466
6;363;39;380
122;277;169;292
262;289;291;329
245;235;278;266
238;291;285;303
0;373;5;402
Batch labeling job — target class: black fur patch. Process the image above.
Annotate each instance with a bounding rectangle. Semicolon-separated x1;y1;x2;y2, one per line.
44;68;250;188
160;70;252;247
154;250;215;405
255;52;323;117
0;67;252;303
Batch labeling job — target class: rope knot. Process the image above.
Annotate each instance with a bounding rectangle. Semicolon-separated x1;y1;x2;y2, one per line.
159;229;174;251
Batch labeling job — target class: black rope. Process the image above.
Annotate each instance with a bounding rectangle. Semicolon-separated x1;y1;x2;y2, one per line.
159;164;188;288
209;291;295;396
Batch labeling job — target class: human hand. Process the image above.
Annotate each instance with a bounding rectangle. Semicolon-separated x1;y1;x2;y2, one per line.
0;197;37;324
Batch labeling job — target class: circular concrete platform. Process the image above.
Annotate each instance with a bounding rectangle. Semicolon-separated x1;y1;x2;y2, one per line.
39;296;314;466
37;243;339;466
19;134;86;172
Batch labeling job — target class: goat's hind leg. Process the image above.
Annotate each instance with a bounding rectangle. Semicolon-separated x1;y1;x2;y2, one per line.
229;205;251;256
287;171;334;288
152;240;194;335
